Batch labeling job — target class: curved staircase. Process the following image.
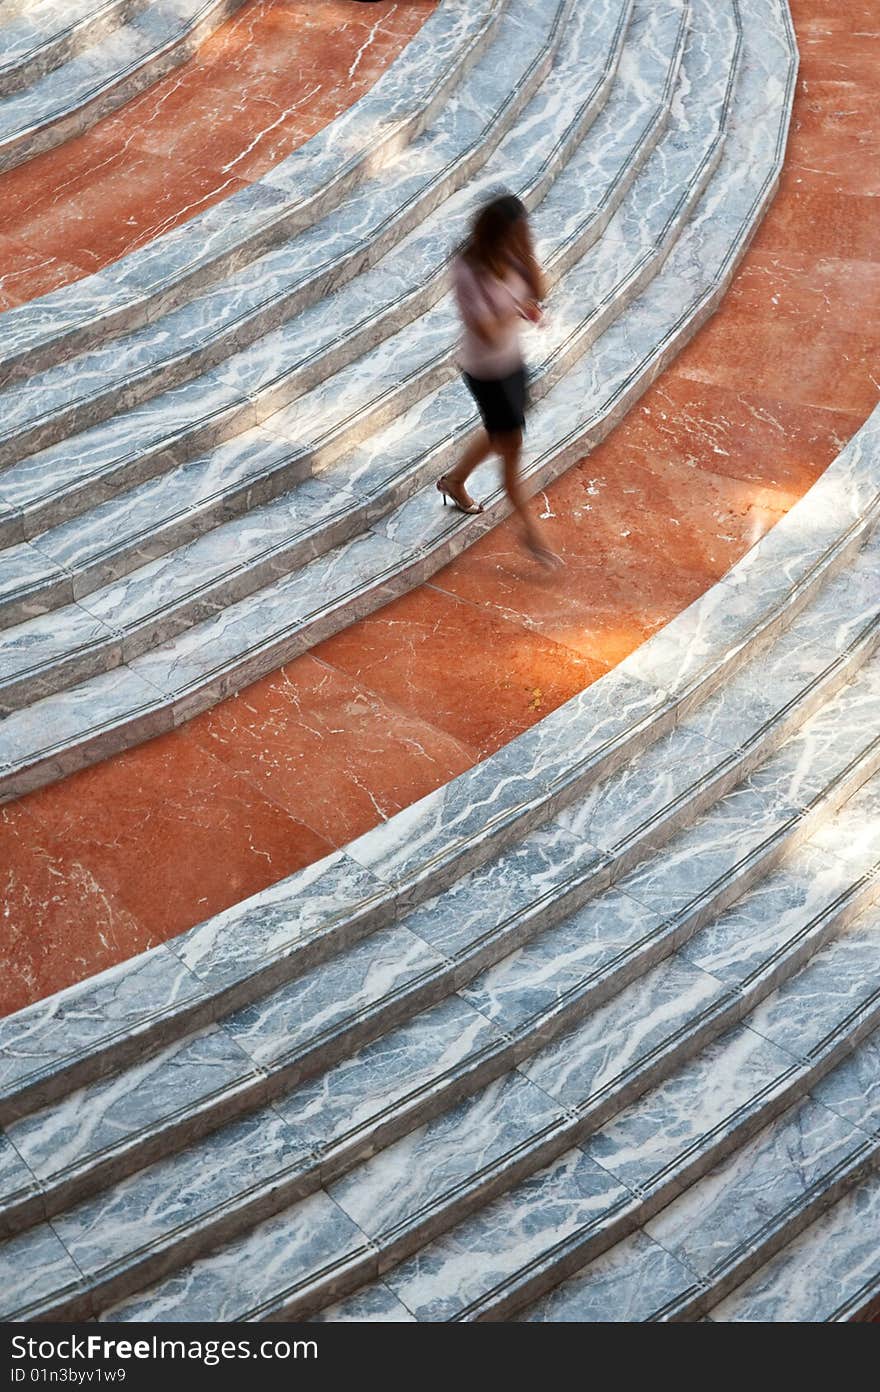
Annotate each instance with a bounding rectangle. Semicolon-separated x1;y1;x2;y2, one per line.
0;0;878;1323
1;0;741;798
0;0;253;171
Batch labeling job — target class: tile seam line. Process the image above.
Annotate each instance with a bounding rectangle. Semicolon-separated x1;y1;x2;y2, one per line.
687;1139;880;1307
449;1039;854;1320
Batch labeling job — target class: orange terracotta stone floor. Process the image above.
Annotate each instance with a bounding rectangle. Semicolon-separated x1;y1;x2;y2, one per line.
2;0;880;1014
0;0;437;309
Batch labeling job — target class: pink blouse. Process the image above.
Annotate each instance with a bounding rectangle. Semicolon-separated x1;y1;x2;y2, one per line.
452;254;531;380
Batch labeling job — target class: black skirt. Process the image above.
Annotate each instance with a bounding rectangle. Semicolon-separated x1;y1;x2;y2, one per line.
463;366;528;437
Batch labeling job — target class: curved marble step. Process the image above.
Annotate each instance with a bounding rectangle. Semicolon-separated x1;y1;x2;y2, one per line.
0;386;872;1125
0;0;632;495
0;543;873;1237
707;1112;880;1321
0;0;509;379
0;0;669;609
0;0;149;97
518;921;880;1323
2;676;877;1322
0;7;707;709
0;0;794;781
331;851;880;1324
0;0;249;174
93;766;880;1325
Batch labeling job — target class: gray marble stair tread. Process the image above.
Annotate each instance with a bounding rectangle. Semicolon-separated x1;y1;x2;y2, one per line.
520;1224;703;1322
313;1284;417;1323
353;908;880;1324
0;1107;330;1323
0;1024;262;1228
0;304;466;701
352;0;797;584
0;471;874;1123
0;629;842;1213
526;985;880;1323
0;0;144;93
1;655;876;1312
0;0;242;162
611;914;880;1317
0;491;873;1177
0;0;512;376
0;32;720;687
0;0;633;465
0;540;70;623
523;1047;880;1320
1;1070;565;1322
0;733;828;1226
0;0;802;774
99;891;880;1324
5;1;876;1325
0;599;124;713
0;0;643;542
468;710;880;1046
707;1121;880;1320
0;660;176;798
0;0;654;576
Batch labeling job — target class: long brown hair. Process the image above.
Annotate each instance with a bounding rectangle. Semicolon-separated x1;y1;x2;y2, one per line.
461;193;528;281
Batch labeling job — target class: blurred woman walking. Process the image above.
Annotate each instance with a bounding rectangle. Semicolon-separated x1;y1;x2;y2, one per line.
438;193;558;566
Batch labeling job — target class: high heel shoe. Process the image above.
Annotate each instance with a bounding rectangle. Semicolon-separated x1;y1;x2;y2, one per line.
437;476;484;515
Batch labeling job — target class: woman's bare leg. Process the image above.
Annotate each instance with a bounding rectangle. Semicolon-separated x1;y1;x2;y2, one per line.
439;429;492;510
498;430;560;564
497;430;539;544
